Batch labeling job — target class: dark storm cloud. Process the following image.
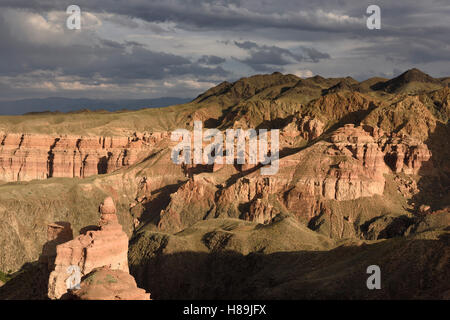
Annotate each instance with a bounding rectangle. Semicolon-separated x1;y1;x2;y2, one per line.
198;55;226;65
351;36;450;65
233;41;329;72
0;0;449;101
2;1;448;63
1;0;364;33
0;11;227;81
2;1;449;37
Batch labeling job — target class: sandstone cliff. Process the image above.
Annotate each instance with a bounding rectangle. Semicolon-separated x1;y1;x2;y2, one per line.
0;132;161;182
152;121;433;237
48;197;149;300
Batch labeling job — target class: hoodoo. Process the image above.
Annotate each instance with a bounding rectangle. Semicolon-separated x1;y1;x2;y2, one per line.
47;197;149;300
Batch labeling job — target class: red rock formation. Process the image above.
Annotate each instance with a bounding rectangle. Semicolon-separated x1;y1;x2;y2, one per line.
243;198;278;224
217;176;288;209
69;266;150;300
157;176;217;233
299;116;325;140
282;185;321;220
280;115;324;147
0;133;54;181
324;124;388;200
279;124;390;204
0;132;158;182
48;197;131;299
151;121;435;231
383;136;432;174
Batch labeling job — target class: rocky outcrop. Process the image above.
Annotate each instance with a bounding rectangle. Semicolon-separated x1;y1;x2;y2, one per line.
48;197;132;299
299;117;324;140
279;124;390;206
313;124;431;200
305;91;377;124
40;222;73;272
383;136;432;174
154;124;398;229
151;122;435;234
0;132;160;182
362;95;437;141
69;266;150;300
157;177;218;233
243;198;279;224
280;115;324;145
394;175;419;198
323;124;389;200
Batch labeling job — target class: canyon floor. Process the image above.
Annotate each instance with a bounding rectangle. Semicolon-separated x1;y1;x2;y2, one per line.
0;68;449;299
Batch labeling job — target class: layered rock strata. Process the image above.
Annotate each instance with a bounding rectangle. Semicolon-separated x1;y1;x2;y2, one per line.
47;197;146;300
155;123;434;232
0;132;161;182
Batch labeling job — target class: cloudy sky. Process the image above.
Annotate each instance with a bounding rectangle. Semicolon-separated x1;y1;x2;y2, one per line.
0;0;449;100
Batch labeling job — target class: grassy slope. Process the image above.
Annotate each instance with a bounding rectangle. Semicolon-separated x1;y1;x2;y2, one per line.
129;216;449;299
0;102;222;136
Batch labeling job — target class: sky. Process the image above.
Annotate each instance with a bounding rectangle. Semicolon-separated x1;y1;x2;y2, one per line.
0;0;449;101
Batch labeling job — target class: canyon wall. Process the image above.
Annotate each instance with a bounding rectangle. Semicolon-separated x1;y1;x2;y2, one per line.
154;123;433;236
0;132;167;182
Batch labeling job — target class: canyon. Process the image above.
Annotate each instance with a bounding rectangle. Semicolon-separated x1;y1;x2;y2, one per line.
0;68;448;299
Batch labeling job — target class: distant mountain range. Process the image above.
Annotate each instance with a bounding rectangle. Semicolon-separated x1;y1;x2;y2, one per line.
2;68;448;116
0;97;192;115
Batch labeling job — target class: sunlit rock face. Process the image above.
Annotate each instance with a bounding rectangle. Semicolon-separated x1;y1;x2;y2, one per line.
69;266;150;300
0;132;158;182
48;197;130;299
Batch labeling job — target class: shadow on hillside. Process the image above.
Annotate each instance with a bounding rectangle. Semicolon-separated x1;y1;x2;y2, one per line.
139;181;188;226
0;262;50;300
0;234;447;300
129;234;449;300
359;215;417;240
204;105;237;129
79;225;100;234
0;220;78;299
411;121;450;211
255;115;295;130
321;101;378;136
219;139;320;190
